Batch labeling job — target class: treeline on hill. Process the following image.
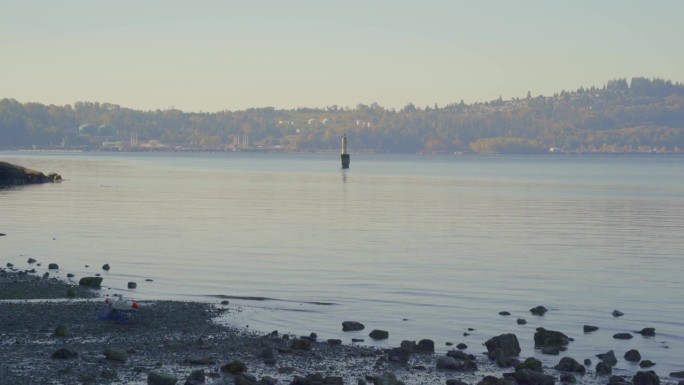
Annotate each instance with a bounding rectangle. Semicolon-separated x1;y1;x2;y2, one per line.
2;77;684;153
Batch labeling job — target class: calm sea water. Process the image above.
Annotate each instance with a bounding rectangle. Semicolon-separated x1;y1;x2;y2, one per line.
2;151;683;378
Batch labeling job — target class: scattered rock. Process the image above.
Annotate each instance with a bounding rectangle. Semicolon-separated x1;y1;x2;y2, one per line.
639;360;656;368
596;350;618;366
447;380;469;385
554;357;586;374
342;321;365;331
128;282;137;289
401;340;417;350
534;328;570;348
327;339;342;345
456;343;468;350
633;371;660;385
530;306;548;316
147;371;178;385
559;374;576;384
517;318;527;325
477;376;511;385
51;348;78;359
596;362;612;375
221;360;247;375
27;258;37;264
499;311;511;316
185;369;205;385
369;329;389;340
516;357;542;373
436;356;478;371
583;325;599;333
102;263;111;271
608;375;629;385
613;333;633;340
100;369;118;380
48;263;59;270
624;349;641;362
220;300;229;305
103;347;128;363
387;347;411;363
417;339;435;352
485;333;521;358
584;359;591;366
185;356;216;365
351;338;364;343
66;273;75;278
513;369;556;385
612;310;624;317
292;338;311;350
54;324;69;337
78;276;103;287
670;372;684;379
636;328;655;337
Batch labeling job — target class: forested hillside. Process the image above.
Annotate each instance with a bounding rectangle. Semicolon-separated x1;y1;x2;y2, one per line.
2;77;684;153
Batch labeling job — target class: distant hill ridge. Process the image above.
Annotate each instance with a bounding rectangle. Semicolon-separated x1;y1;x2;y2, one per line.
2;77;683;153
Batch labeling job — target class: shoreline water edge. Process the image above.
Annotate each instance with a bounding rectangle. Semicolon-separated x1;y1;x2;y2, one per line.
1;264;682;385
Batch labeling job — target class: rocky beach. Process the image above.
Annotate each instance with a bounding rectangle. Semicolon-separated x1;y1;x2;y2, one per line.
1;264;682;385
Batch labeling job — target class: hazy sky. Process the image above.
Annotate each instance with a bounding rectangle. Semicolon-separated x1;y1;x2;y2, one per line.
2;1;683;112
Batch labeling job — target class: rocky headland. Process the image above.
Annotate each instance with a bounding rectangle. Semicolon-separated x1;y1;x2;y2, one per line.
0;161;61;188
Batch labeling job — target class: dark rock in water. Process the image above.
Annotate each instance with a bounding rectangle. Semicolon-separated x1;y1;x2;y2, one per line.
220;300;229;305
5;263;13;268
477;376;512;385
351;338;364;343
446;350;470;360
104;347;128;363
66;273;75;278
221;360;247;375
516;357;542;373
613;333;633;340
639;360;656;368
583;325;599;333
369;329;389;340
185;369;205;385
309;332;317;341
534;328;570;348
417;339;435;352
485;333;521;358
584;359;591;366
52;348;78;359
27;258;37;264
235;374;258;385
54;324;69;337
259;347;275;360
559;374;576;384
291;338;311;350
541;347;560;355
43;272;50;278
517;318;527;325
456;343;468;350
387;347;411;363
128;281;137;289
342;321;365;331
670;372;684;379
445;342;453;346
612;310;624;317
373;372;399;385
102;263;111;271
596;362;612;375
530;306;548;316
636;328;655;337
147;371;178;385
146;278;154;282
624;349;641;362
596;350;618;367
608;375;629;385
327;339;342;345
554;357;586;374
79;276;103;287
499;311;511;316
48;263;59;270
513;369;556;385
0;161;53;187
633;371;660;385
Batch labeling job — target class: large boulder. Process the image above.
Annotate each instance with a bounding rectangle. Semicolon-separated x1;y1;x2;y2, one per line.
554;357;586;374
342;321;365;331
534;328;571;348
485;334;521;358
0;161;53;187
633;371;660;385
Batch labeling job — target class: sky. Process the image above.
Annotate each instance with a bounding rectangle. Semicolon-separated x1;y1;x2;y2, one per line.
2;0;683;112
